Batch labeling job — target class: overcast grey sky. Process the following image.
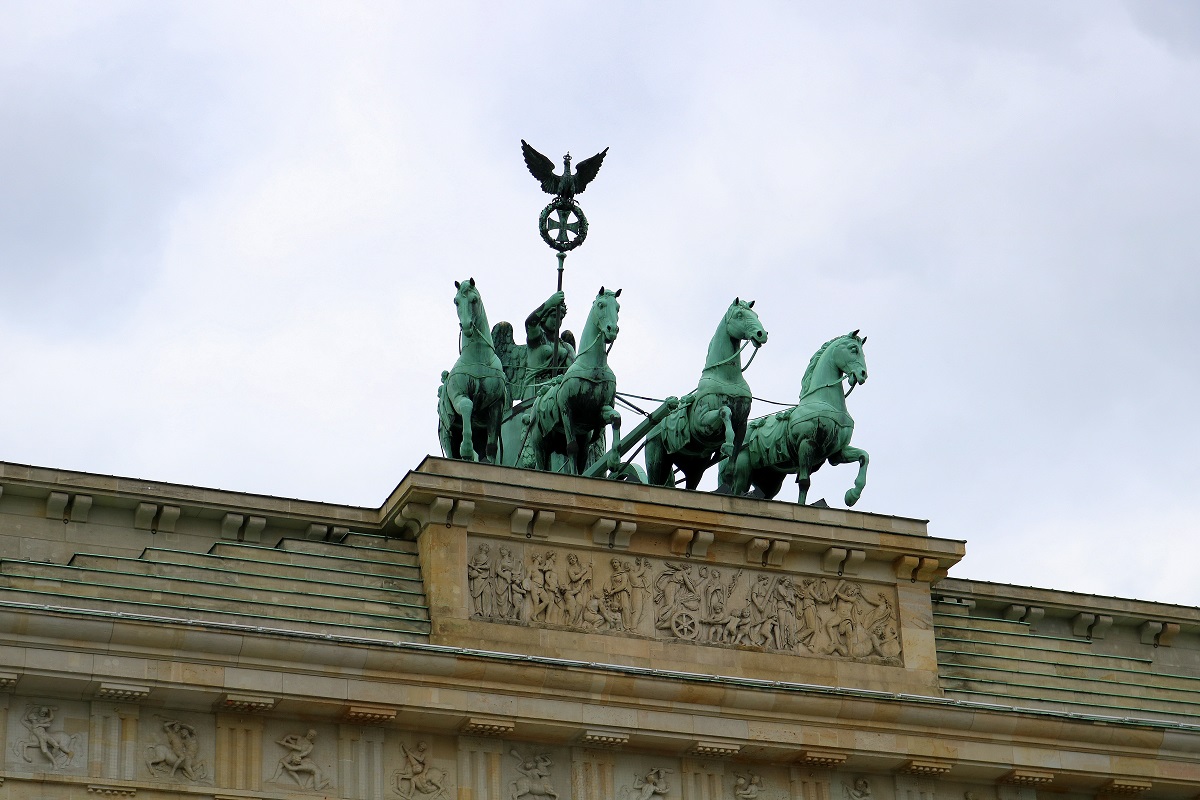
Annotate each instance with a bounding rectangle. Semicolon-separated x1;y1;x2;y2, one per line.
1;2;1197;605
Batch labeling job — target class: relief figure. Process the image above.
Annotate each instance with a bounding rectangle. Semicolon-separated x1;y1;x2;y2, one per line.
735;774;764;800
564;554;594;626
466;540;902;665
468;544;494;618
510;750;557;800
495;546;517;620
14;704;78;770
620;767;673;800
604;558;633;630
394;741;449;800
270;729;330;790
146;718;206;781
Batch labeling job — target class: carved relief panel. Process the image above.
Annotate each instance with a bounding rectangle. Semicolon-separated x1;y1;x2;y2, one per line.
614;756;682;800
466;538;903;665
262;719;336;794
140;709;213;785
7;698;89;775
394;735;455;800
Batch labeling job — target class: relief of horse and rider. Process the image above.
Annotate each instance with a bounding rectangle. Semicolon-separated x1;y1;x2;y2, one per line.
467;541;902;665
438;276;870;507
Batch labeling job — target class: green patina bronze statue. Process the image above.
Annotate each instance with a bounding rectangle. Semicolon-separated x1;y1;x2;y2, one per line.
490;291;578;402
725;331;870;506
520;140;608;252
522;290;576;398
518;287;622;474
437;278;508;463
644;299;767;489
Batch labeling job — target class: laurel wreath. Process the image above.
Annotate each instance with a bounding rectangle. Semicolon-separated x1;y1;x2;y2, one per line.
539;197;589;252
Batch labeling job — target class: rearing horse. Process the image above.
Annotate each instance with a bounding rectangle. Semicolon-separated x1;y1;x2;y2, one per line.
437;278;508;463
727;331;869;506
645;298;767;489
523;287;622;474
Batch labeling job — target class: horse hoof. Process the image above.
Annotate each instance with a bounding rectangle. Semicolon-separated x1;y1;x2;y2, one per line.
845;489;860;506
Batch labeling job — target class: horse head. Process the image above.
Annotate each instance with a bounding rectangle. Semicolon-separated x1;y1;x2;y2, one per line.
453;278;486;340
833;330;868;388
728;297;768;347
593;286;622;344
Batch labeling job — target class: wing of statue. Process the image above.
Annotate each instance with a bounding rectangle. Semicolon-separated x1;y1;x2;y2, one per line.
572;147;609;195
520;140;560;195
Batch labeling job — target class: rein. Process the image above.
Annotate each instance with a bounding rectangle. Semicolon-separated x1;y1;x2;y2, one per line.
799;376;855;402
575;330;615;360
702;340;761;374
457;319;491;356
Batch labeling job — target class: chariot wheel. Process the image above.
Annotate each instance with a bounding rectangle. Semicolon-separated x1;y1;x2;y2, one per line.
671;610;699;640
612;462;647;483
539;197;588;252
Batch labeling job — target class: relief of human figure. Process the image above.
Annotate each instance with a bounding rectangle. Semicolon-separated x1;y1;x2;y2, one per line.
870;620;902;659
527;552;558;623
509;750;557;800
604;558;633;630
796;578;830;651
468;544;494;618
14;705;77;769
145;718;206;781
822;581;890;659
270;729;330;790
773;577;798;650
742;575;778;647
654;562;700;634
541;552;568;625
701;567;741;642
395;741;449;800
564;554;593;627
735;773;764;800
628;557;652;628
494;546;517;620
621;767;672;800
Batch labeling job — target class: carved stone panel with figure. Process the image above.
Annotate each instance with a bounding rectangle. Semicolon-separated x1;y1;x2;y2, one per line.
466;539;903;665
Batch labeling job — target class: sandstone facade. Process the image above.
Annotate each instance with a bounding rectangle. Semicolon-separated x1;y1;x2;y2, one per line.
0;457;1193;800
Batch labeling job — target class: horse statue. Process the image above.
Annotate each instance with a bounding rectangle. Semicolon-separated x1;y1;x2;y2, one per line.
725;331;869;506
645;298;767;488
437;278;508;463
521;287;622;473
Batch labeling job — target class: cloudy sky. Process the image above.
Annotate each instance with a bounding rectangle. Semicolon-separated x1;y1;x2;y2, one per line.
1;2;1197;605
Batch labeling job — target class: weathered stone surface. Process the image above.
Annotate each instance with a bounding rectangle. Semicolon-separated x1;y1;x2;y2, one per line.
0;457;1192;800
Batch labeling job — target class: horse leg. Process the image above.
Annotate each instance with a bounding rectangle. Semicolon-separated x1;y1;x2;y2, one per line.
718;406;734;458
556;389;577;467
452;395;477;461
601;405;622;472
832;446;870;506
796;475;812;505
485;398;502;464
681;456;705;491
644;436;674;488
727;449;751;495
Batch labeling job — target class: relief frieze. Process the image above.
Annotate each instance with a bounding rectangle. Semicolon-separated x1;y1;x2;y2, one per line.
467;539;902;665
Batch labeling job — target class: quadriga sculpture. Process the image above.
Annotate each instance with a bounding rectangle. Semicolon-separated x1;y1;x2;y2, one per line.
437;278;508;463
521;287;622;474
645;298;767;489
726;331;869;506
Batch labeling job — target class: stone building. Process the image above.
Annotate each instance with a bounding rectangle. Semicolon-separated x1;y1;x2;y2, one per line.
0;456;1194;800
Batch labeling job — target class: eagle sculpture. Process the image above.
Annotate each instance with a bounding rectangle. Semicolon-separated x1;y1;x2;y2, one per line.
520;140;609;200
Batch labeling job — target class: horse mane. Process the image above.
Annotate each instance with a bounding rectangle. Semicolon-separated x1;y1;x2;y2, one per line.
800;335;845;394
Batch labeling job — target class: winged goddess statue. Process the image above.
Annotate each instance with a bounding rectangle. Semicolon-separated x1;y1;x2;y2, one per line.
521;140;609;252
